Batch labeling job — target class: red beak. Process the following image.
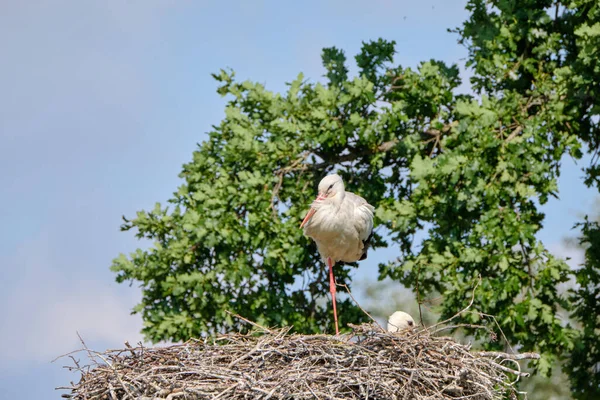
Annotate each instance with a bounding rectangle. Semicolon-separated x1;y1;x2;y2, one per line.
300;194;325;228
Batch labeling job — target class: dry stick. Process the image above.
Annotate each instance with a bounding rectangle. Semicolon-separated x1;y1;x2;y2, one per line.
401;371;415;400
74;333;93;400
478;312;516;354
339;283;383;331
415;262;425;327
107;383;118;400
476;351;540;361
487;359;528;380
428;274;482;330
500;358;526;384
77;332;137;400
228;339;264;368
76;331;99;367
225;310;274;333
165;392;186;400
68;356;83;374
430;323;496;337
52;348;89;364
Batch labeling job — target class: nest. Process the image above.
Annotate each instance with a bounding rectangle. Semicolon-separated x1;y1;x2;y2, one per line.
56;321;539;400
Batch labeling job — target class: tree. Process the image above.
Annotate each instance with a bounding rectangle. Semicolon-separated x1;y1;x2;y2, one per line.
112;0;600;396
566;214;600;399
456;1;600;397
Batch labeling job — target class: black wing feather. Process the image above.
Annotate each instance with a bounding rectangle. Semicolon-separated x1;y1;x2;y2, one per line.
359;232;374;261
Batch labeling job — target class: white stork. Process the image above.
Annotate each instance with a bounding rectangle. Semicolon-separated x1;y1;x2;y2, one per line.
300;173;375;335
387;311;415;332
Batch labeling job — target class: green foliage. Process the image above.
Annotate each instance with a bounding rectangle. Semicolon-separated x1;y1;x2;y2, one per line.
567;217;600;399
112;1;600;397
457;1;600;396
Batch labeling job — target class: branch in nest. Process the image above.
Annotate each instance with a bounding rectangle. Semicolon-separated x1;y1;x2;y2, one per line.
476;351;541;361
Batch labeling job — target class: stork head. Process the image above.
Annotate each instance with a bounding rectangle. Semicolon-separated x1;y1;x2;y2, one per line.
317;174;345;199
299;174;345;228
387;311;415;332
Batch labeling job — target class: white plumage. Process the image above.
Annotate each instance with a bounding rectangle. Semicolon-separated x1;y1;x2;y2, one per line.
387;311;415;332
300;174;375;334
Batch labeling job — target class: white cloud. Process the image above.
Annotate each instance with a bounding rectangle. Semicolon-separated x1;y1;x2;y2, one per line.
546;240;585;298
547;240;585;270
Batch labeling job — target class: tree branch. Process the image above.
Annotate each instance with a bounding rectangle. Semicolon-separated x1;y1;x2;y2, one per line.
476;351;540;361
505;126;523;142
311;139;400;170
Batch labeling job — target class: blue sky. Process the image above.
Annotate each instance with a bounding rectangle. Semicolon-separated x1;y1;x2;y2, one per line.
0;1;596;398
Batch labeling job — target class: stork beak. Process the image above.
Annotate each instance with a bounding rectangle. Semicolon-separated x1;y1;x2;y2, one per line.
300;209;316;228
300;194;325;228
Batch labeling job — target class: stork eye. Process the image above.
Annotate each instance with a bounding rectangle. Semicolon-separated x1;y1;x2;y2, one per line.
328;184;334;190
408;320;414;326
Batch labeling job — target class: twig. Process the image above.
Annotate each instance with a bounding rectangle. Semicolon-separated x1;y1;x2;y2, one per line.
430;323;495;337
476;351;540;361
478;313;516;354
339;283;383;331
429;275;482;330
225;310;274;333
52;348;88;364
271;152;310;215
415;262;425;327
504;125;523;142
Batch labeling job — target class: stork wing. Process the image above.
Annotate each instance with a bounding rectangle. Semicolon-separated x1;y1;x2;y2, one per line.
346;192;375;242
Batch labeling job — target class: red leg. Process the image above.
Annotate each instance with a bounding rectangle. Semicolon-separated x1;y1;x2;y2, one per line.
327;257;339;335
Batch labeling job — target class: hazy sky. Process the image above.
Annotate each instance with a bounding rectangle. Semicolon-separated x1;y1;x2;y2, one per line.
0;1;596;398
